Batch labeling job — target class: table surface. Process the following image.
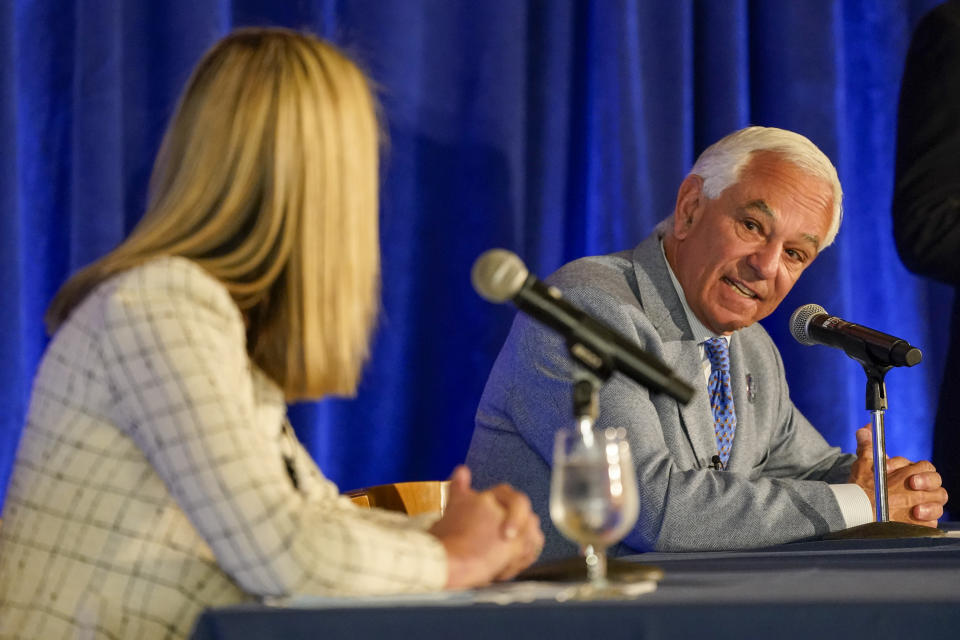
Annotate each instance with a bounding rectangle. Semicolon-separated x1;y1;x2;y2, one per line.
191;532;960;640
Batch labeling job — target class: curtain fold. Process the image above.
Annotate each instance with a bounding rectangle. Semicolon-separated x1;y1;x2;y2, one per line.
0;0;950;507
0;0;25;503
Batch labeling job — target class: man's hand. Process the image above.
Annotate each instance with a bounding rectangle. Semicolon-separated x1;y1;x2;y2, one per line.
849;426;948;526
428;466;544;589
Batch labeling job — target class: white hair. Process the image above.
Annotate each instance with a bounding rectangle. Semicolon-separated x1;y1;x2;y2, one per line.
659;126;843;248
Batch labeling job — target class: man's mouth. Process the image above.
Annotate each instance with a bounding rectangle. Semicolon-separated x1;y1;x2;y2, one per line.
722;276;758;299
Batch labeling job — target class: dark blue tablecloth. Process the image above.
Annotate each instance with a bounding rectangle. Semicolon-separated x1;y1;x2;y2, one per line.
191;535;960;640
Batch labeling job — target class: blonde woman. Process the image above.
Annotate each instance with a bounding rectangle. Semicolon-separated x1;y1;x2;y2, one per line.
0;28;542;640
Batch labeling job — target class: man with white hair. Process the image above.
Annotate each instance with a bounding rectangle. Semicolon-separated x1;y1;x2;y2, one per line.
466;126;948;558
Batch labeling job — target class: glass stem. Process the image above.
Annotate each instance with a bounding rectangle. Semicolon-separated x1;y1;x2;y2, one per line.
584;544;608;588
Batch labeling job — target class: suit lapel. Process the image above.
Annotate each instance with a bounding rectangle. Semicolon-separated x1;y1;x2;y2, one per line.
673;345;717;468
725;331;755;472
630;235;717;469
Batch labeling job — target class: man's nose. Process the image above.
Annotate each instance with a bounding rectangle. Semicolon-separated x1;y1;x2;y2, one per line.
747;243;779;279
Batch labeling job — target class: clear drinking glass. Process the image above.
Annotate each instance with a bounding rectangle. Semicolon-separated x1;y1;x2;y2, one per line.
549;426;640;598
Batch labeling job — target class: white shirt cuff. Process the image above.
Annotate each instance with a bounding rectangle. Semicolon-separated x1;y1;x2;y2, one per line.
829;483;874;528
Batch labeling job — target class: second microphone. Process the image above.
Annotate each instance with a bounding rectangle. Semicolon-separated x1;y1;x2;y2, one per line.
472;249;695;404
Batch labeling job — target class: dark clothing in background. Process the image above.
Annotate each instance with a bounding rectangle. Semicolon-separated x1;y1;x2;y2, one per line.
893;0;960;508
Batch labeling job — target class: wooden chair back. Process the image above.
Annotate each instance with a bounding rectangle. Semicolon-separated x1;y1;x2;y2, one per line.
346;481;450;516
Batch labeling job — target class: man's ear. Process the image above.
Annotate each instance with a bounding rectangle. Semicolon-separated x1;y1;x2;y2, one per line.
672;174;705;240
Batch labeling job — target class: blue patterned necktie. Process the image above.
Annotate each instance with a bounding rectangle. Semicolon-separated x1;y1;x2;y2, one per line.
704;337;736;468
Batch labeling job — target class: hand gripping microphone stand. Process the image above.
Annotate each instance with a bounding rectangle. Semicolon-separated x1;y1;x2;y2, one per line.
790;304;943;539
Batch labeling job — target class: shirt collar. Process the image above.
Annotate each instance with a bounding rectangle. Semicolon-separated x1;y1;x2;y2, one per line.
659;239;729;346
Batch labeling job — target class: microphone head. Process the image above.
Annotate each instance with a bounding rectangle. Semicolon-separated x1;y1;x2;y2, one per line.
471;249;529;303
790;303;827;346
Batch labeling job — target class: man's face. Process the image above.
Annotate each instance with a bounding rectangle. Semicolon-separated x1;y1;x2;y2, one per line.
666;152;834;335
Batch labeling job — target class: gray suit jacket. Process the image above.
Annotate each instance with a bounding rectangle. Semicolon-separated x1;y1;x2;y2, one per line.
466;233;854;559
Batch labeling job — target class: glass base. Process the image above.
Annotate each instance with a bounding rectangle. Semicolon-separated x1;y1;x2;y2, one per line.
555;578;658;601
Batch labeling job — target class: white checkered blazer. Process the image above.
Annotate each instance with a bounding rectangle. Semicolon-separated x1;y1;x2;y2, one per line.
0;257;446;640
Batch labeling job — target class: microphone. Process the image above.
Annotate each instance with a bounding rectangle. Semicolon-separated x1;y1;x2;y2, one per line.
789;304;922;368
471;249;695;404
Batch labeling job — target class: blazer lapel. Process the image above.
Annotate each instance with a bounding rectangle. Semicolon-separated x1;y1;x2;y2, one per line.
673;344;717;468
630;235;716;469
725;331;755;472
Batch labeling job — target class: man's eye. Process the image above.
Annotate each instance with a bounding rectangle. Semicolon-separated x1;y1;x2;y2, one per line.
785;249;806;263
743;219;759;232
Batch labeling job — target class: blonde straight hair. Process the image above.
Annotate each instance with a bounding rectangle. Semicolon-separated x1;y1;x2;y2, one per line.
46;28;381;400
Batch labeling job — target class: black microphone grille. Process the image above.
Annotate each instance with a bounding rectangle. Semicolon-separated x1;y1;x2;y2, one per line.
789;303;827;346
471;249;529;303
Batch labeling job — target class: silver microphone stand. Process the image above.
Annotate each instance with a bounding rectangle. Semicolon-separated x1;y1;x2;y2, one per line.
826;363;943;539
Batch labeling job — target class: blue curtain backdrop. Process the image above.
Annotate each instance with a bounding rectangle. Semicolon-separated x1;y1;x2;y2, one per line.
0;0;953;511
